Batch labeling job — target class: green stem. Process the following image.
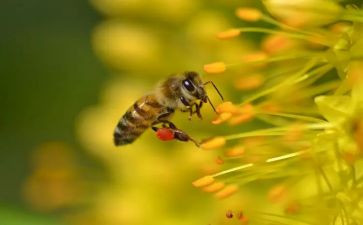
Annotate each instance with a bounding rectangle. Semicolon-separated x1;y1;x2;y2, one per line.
212;163;254;177
223;123;332;141
257;111;327;123
261;15;322;37
241;58;324;104
237;27;332;46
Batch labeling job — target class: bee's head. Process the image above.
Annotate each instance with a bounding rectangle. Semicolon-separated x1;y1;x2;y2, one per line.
181;71;207;102
180;71;223;112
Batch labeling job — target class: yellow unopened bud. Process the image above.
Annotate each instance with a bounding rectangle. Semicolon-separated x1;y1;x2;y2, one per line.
235;74;264;90
330;22;351;34
216;101;239;114
242;51;268;63
283;124;303;142
268;184;288;203
216;29;241;40
262;34;296;54
225;146;245;157
215;185;239;199
263;0;342;27
192;175;215;187
342;152;358;165
212;112;232;125
285;201;300;214
260;101;281;113
201;137;226;150
203;62;226;74
203;182;225;193
215;156;224;165
237;103;254;114
236;7;262;21
228;104;255;125
229;114;254;125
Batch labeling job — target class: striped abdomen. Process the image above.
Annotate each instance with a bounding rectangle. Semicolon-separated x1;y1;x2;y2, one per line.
114;95;164;146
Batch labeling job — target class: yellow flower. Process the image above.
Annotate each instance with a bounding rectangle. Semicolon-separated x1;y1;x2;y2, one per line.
216;101;239;114
263;0;342;27
216;29;241;40
234;74;264;90
215;185;239;199
225;146;245;157
192;176;215;187
200;137;226;150
236;7;262;22
211;112;232;125
203;182;225;193
203;61;227;74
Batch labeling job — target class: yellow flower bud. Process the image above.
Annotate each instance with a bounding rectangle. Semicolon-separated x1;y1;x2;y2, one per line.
215;185;239;199
203;62;226;74
215;156;224;165
262;34;297;54
236;7;262;22
192;175;215;187
216;101;239;114
225;146;245;157
263;0;342;27
259;101;281;113
216;29;241;40
200;137;226;150
228;104;255;125
242;51;268;63
330;22;351;34
268;184;288;203
235;74;264;90
283;123;303;142
211;112;232;125
203;182;225;193
285;201;300;214
229;114;253;125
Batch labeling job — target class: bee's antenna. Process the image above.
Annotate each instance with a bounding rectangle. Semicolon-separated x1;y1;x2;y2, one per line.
203;81;224;101
207;96;216;112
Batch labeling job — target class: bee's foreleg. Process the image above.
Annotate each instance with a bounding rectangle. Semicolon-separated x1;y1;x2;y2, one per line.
184;103;203;120
195;101;203;119
188;107;193;120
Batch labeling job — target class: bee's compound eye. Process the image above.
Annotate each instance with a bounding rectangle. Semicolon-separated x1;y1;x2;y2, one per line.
183;79;195;92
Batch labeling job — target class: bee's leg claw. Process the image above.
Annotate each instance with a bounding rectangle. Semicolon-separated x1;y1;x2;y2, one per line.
194;102;203;120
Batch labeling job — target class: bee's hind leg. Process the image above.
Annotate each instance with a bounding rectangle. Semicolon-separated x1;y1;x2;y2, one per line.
173;129;200;147
152;120;200;147
151;118;177;132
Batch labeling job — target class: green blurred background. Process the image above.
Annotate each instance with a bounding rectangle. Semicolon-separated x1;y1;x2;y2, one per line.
0;0;107;223
0;0;246;224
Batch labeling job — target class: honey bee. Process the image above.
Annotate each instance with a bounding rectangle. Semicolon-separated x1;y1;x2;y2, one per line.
113;71;223;147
